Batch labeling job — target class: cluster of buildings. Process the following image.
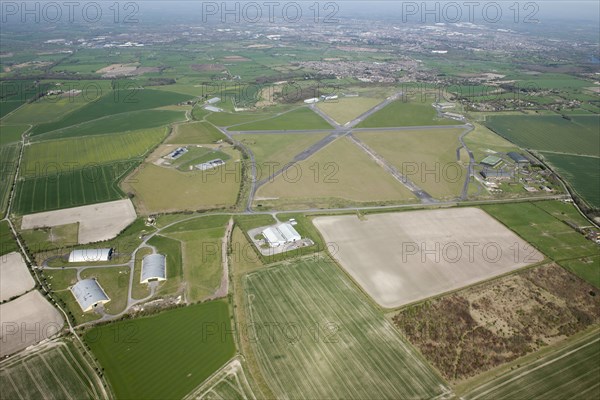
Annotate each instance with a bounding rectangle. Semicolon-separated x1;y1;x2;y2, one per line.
68;249;166;313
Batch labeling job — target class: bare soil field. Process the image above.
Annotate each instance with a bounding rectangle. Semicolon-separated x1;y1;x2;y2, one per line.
313;208;544;308
0;291;64;357
20;199;136;244
393;264;600;382
0;252;34;302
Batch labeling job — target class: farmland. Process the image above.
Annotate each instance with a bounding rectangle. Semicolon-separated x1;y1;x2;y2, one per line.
13;162;135;215
462;330;600;400
85;301;235;400
540;152;600;208
355;128;467;199
256;137;415;209
21;127;167;177
0;124;27;145
314;208;543;308
485;115;600;157
30;89;192;136
356;100;462;128
316;96;382;124
31;109;185;141
0;341;106;400
0;143;19;215
0;220;19;256
393;264;600;382
231;107;332;131
243;255;449;399
481;201;599;286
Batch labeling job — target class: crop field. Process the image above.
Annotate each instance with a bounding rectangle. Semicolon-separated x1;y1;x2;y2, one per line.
85;301;235;400
256;137;415;208
356;128;467;199
485;115;600;157
481;202;599;286
314;208;543;308
243;255;449;399
231;107;332;131
0;143;19;215
0;124;27;145
0;291;64;356
0;221;18;256
3;95;90;125
541;152;600;208
13;162;135;215
356;100;462;128
316;97;383;124
21;127;167;178
31;109;185;141
185;358;256;400
393;264;600;383
30;89;192;136
0;341;106;400
122;157;241;214
167;121;226;144
462;331;600;400
237;132;328;174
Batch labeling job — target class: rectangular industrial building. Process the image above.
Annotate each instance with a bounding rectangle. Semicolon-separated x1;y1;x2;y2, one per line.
481;155;503;167
507;152;530;165
262;223;302;248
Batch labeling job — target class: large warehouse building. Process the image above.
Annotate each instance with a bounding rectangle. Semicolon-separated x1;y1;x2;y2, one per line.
68;248;113;263
71;279;110;312
262;223;302;248
141;254;167;284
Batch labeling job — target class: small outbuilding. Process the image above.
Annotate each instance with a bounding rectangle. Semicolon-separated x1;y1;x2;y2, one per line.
141;254;167;284
71;279;110;312
68;248;113;263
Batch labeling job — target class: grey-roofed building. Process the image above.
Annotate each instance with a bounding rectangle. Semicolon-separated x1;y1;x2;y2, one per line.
507;152;530;165
141;254;167;284
68;248;113;263
480;168;514;180
71;279;110;312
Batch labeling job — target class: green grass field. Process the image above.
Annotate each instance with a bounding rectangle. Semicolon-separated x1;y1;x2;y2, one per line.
0;220;18;256
356;128;467;199
31;109;185;141
237;132;328;173
21;127;167;178
481;201;599;287
0;143;19;215
167;121;226;144
316;97;382;124
0;124;27;145
256;136;415;208
462;331;600;400
243;255;449;399
0;341;106;400
463;124;521;162
122;156;241;214
85;301;235;400
160;215;230;301
30;89;192;136
205;110;279;127
485;115;600;157
14;162;135;215
356;100;462;128
232;107;332;131
541;152;600;209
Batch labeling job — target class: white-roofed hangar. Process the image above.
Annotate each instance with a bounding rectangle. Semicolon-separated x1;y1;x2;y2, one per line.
71;279;110;312
262;223;302;248
68;248;113;263
141;254;167;284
